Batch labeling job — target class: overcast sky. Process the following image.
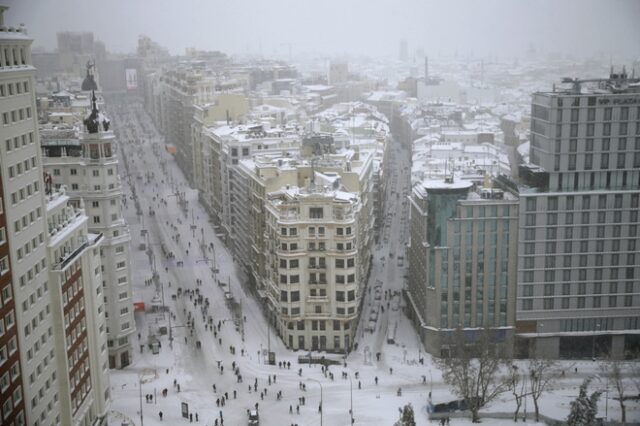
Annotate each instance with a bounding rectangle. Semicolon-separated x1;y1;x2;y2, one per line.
5;0;640;60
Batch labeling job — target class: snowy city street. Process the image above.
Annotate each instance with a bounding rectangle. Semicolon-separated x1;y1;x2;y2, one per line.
2;3;639;426
103;97;638;426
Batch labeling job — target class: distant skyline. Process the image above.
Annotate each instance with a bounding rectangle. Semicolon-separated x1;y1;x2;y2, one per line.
6;0;640;60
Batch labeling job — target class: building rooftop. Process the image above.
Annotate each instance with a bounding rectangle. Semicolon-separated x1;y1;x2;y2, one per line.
537;68;640;95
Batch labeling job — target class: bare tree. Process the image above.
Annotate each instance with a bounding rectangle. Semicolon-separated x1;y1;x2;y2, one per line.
600;358;627;423
435;328;509;423
507;365;526;422
528;358;556;423
629;352;640;396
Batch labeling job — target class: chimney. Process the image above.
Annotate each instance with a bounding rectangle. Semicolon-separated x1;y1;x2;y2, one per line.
424;56;429;80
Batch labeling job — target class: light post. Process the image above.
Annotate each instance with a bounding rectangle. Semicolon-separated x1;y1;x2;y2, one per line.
348;375;353;424
592;322;601;360
429;369;433;395
307;378;323;426
605;374;609;420
138;373;144;426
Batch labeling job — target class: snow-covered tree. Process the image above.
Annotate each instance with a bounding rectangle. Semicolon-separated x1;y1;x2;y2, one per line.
435;328;509;423
394;403;416;426
528;358;557;422
566;378;602;426
507;365;526;422
599;358;627;423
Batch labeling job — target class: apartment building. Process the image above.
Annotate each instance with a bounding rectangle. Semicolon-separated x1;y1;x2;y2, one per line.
46;191;109;425
155;64;219;184
407;177;519;357
0;7;59;424
191;95;249;208
264;186;365;352
203;124;302;252
0;150;26;425
40;90;135;369
236;143;376;299
517;70;640;359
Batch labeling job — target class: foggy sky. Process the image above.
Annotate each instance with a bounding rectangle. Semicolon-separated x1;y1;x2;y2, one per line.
6;0;640;60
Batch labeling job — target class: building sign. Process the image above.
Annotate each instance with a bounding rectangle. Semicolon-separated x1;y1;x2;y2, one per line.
598;96;640;105
125;68;138;90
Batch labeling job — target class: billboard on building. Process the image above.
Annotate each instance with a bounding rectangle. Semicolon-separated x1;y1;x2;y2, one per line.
125;68;138;90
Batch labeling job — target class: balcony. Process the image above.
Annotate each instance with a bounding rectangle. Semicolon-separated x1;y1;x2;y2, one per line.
306;295;330;303
52;233;103;271
308;264;326;270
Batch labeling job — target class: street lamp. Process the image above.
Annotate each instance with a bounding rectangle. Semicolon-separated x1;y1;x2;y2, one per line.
348;374;354;424
138;373;144;426
429;369;433;395
592;322;601;360
307;378;323;426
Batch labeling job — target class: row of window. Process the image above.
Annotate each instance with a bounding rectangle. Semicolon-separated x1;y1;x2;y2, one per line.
281;226;352;236
4;131;34;153
51;167;115;177
524;210;638;227
0;45;28;68
524;224;637;242
523;239;639;258
522;294;633;310
68;337;88;372
561;151;640;171
523;253;635;272
279;273;356;285
9;179;40;211
0;386;23;423
526;193;640;211
279;257;355;269
556;136;640;154
27;346;57;415
523;281;635;296
553;121;640;139
16;232;44;262
283;241;355;252
558;105;640;122
1;107;32;125
17;258;46;289
7;156;36;180
0;80;29;97
23;304;50;339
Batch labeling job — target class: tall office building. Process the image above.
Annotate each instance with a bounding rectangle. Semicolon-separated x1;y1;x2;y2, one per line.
40;87;135;369
517;70;640;359
0;7;58;424
407;177;519;357
399;39;408;62
1;6;111;424
46;191;109;425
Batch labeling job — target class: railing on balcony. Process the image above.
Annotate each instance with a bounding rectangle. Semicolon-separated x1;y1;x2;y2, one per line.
52;233;103;271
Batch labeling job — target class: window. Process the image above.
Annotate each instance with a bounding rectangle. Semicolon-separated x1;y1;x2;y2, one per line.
309;208;323;219
543;298;554;310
